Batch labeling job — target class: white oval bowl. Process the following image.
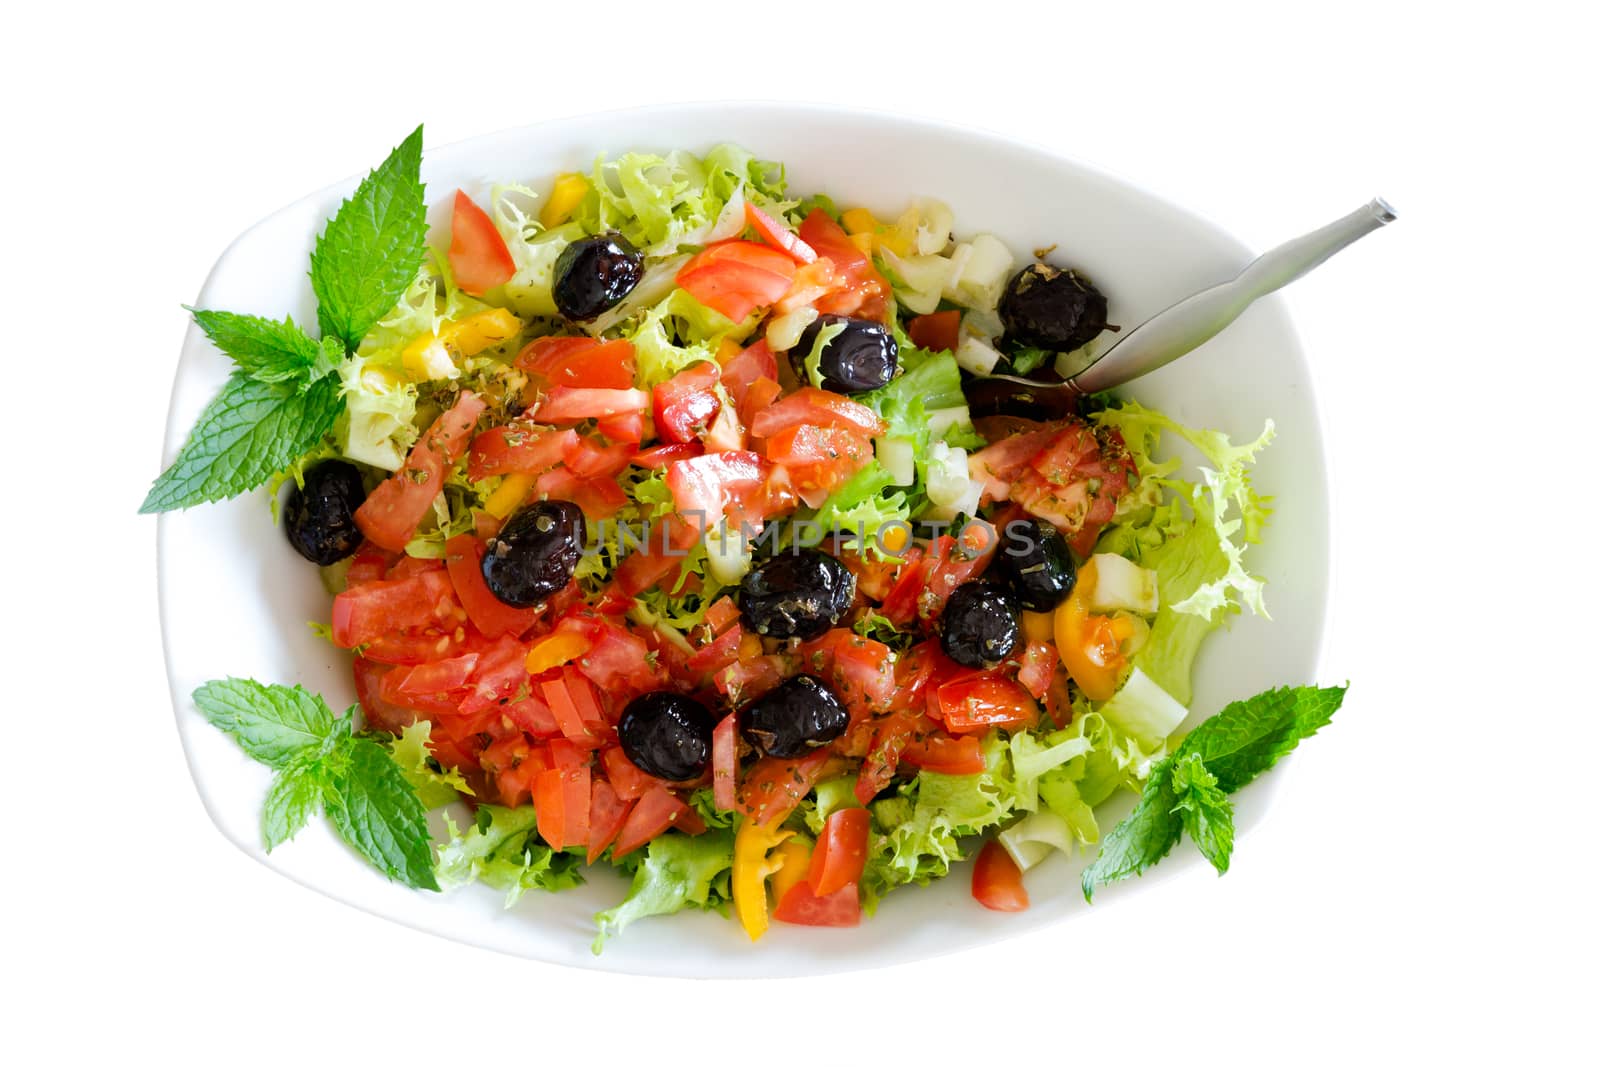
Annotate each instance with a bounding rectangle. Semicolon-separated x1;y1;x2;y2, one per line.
158;103;1329;977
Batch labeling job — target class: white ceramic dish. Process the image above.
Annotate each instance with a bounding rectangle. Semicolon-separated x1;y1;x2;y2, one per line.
157;103;1329;977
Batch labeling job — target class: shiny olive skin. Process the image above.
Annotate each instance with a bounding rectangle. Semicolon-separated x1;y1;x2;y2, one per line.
998;263;1108;353
618;692;716;781
740;675;849;759
552;232;644;321
998;518;1077;611
283;461;367;565
792;314;898;393
940;580;1021;668
480;500;586;607
739;549;855;639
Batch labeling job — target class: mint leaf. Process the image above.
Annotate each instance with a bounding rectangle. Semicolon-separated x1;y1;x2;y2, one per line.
1082;684;1346;900
1170;753;1234;874
262;756;325;851
310;125;428;351
1177;685;1347;793
325;737;440;891
140;371;343;512
191;678;336;769
187;308;323;384
1080;761;1181;901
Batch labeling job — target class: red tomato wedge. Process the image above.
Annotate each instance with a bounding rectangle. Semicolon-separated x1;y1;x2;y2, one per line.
664;450;771;531
443;535;542;638
808;808;870;897
908;310;961;353
535;386;650;422
676;241;797;321
711;713;739;812
534;763;591;851
562;434;634;480
467;424;575;481
901;732;986;775
737;749;831;825
597;411;644;444
653;362;723;445
330;570;458;648
586;779;634;864
517;336;636;390
393;652;480;695
972;840;1029;912
935;673;1040;735
356;391;486;551
600;745;665;802
1016;640;1058;701
719;338;778;408
612;786;695;858
797;210;891;320
747;387;887;438
744;202;817;263
448;190;516;296
773;880;861;927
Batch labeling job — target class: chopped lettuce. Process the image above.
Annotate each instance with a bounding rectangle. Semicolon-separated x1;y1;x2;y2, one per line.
627;291;723;391
575;145;789;258
436;805;585;907
1091;402;1275;705
384;722;472;809
857;348;983;452
808;461;911;551
592;829;734;953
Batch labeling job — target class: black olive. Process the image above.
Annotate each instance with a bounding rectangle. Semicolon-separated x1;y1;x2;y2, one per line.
792;314;898;393
739;549;855;639
962;376;1079;421
999;263;1108;353
618;692;715;781
552;232;644;321
940;580;1021;668
740;675;849;759
997;518;1077;611
283;461;366;565
480;500;585;607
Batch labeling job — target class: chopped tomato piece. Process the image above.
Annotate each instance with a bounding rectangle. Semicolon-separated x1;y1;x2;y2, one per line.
744;202;817;263
737;375;784;429
1016;640;1058;701
687;622;744;678
719;338;778;409
633;442;703;468
920;520;1000;620
747;387;887;438
448;190;516;296
356;392;487;551
535;386;650;422
773;879;860;927
330;570;459;648
600;745;663;801
612;786;695;858
394;652;480;695
765;425;873;504
562;434;634;480
712;713;739;812
797;210;891;321
907;310;961;353
444;535;542;638
533;763;591;851
676;240;797;321
664;450;771;531
936;673;1039;735
606;514;700;598
878;548;928;627
457;635;532;715
586;779;634;863
539;670;610;749
596;410;644;445
737;749;831;825
467;424;575;481
517;336;636;390
901;732;986;774
808;808;870;897
652;361;723;445
972;840;1029;912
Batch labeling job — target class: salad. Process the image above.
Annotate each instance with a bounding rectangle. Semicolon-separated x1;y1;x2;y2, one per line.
148;126;1344;952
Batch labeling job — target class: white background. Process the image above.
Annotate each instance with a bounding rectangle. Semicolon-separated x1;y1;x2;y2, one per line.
6;0;1594;1062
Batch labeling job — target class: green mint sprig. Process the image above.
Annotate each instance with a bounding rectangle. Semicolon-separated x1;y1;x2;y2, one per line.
193;678;439;890
141;126;427;514
1082;684;1347;900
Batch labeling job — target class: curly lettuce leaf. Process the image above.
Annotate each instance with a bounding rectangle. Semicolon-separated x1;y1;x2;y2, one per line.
385;721;473;809
592;830;734;953
436;805;584;906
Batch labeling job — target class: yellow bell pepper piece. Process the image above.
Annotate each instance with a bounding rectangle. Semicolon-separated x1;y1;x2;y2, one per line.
540;173;589;229
1053;559;1131;702
1022;610;1055;644
733;817;793;941
848;233;874;257
879;523;910;554
484;472;536;519
524;629;593;676
738;632;765;662
768;838;814;904
839;208;881;236
716;336;743;362
401;308;524;381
